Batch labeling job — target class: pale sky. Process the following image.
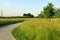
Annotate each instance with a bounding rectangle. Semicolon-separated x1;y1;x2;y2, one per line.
0;0;60;17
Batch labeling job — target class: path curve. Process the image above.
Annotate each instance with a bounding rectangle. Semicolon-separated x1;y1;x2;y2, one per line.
0;23;21;40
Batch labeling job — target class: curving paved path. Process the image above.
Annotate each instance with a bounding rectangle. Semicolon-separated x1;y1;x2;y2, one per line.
0;23;21;40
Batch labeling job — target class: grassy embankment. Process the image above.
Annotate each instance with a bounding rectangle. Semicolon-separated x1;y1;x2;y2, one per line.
12;18;60;40
0;18;24;27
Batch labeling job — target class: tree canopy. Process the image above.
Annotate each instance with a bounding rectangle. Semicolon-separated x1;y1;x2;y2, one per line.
23;13;34;18
38;3;59;18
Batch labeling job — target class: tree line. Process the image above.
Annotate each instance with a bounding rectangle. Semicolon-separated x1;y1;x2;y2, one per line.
0;2;59;18
23;3;60;18
23;13;34;18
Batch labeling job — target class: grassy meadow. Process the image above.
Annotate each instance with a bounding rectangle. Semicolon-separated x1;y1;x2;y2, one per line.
0;18;24;27
12;18;60;40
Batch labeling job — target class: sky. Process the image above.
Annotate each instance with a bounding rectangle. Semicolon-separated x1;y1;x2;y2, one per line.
0;0;60;17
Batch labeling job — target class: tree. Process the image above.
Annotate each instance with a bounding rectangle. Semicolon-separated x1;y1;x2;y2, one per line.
23;13;34;18
55;8;60;18
38;11;45;18
38;3;56;18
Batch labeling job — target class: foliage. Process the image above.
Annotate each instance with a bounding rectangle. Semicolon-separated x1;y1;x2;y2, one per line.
38;3;56;18
23;13;34;18
12;18;60;40
54;8;60;18
38;11;45;18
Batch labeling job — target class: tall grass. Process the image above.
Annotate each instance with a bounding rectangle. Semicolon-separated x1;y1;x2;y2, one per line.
12;18;60;40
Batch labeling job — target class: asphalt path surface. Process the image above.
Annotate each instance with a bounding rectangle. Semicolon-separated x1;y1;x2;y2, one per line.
0;23;21;40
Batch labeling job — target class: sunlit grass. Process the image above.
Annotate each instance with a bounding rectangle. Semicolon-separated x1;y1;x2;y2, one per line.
0;18;24;26
12;18;60;40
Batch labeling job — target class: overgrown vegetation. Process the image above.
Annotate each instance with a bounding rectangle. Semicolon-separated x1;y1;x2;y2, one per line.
12;18;60;40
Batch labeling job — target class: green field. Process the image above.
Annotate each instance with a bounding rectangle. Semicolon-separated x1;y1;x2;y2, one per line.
12;18;60;40
0;18;24;27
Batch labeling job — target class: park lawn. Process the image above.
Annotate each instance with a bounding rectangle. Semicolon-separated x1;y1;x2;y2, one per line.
12;18;60;40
